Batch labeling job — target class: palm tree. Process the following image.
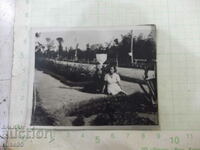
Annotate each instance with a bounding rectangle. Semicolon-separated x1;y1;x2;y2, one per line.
56;37;64;59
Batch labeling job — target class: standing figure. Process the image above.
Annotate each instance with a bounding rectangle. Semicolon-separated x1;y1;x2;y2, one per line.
93;63;105;93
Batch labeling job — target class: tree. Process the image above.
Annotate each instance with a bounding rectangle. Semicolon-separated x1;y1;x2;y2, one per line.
86;43;90;63
35;42;45;53
74;43;79;61
45;38;56;58
118;32;132;66
35;42;45;57
87;44;97;63
106;31;132;67
113;38;119;66
35;32;41;38
56;37;64;59
68;46;75;60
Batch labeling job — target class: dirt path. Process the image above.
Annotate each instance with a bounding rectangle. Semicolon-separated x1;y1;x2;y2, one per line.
32;70;157;126
34;70;104;112
34;70;144;113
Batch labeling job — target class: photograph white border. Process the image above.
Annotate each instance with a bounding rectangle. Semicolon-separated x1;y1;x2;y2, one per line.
26;26;159;130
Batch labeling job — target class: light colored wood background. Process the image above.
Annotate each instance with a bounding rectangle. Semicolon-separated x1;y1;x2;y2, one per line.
0;0;15;147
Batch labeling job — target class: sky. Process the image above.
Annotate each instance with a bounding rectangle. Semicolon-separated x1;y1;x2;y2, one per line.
35;26;153;50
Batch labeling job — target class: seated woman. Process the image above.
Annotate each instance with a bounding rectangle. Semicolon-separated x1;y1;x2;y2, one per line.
102;65;126;96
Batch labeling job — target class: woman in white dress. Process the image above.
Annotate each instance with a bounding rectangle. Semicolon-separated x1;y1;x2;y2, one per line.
103;65;126;96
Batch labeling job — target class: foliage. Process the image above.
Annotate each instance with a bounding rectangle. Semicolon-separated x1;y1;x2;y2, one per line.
35;30;156;69
67;92;157;125
35;58;93;82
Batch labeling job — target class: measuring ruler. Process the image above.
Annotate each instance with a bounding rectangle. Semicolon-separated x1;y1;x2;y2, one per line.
54;131;200;149
4;130;200;149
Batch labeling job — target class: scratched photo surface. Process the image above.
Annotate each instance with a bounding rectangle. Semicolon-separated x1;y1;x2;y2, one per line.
31;26;158;127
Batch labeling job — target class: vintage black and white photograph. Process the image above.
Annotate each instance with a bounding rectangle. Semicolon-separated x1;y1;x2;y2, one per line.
30;26;158;128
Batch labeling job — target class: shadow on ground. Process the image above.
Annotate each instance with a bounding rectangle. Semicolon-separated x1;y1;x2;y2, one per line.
31;88;158;126
32;65;158;126
31;90;55;126
66;92;158;126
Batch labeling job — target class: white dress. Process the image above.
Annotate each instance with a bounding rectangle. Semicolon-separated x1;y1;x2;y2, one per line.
104;73;122;95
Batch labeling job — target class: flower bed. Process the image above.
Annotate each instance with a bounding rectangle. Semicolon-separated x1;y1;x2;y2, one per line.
35;58;95;82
